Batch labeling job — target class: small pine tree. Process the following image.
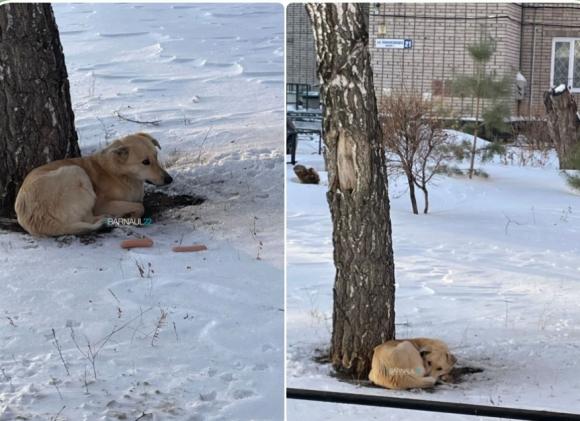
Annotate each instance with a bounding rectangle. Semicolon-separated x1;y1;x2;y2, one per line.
453;36;511;178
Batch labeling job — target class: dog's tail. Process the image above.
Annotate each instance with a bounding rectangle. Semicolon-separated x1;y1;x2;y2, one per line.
0;217;26;233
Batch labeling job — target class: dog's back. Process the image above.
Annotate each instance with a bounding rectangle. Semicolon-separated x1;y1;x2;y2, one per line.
369;340;437;390
15;164;104;236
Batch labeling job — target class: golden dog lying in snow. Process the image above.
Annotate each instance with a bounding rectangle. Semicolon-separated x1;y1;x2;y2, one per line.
15;133;172;236
369;338;457;390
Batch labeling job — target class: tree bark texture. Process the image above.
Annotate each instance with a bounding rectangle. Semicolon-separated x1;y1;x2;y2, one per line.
306;3;396;378
0;3;80;217
543;88;580;170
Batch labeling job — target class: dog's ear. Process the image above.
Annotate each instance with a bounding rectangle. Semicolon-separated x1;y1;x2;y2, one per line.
110;145;129;162
447;353;457;365
137;132;161;149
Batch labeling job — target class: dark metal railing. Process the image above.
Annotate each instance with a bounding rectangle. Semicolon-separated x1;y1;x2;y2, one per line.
287;388;580;421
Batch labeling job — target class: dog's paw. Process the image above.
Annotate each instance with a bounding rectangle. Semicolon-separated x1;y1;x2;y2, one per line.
423;376;437;388
98;216;116;232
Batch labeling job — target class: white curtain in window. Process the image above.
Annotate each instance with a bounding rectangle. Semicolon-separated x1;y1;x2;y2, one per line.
554;41;570;87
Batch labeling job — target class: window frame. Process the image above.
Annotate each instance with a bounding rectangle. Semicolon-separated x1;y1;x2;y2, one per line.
550;37;580;93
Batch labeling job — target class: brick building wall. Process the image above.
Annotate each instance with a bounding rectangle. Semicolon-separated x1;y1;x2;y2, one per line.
369;3;522;117
286;3;580;118
286;3;317;86
520;4;580;115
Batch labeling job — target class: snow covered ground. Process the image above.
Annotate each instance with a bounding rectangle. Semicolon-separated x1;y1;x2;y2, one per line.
287;133;580;420
0;4;283;420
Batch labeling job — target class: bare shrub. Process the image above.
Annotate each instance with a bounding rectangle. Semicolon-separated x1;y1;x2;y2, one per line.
510;113;554;167
379;93;451;214
515;118;552;151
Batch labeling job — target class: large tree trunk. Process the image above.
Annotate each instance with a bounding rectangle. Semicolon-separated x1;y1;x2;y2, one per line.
543;87;580;170
0;4;80;218
306;3;396;379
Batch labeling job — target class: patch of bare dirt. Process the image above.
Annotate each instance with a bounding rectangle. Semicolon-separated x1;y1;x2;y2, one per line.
143;191;205;219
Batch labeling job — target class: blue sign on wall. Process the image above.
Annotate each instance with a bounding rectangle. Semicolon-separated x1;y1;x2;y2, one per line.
375;38;413;49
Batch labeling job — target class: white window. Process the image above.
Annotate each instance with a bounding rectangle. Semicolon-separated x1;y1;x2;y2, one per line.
551;38;580;92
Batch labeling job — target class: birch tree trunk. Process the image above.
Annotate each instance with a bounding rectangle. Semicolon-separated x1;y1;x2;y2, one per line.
306;3;396;378
543;87;580;170
0;3;80;218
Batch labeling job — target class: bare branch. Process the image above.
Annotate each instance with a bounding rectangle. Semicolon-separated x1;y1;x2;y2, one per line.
114;111;160;126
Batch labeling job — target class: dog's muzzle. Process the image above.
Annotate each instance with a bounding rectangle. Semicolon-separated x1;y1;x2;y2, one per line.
146;173;173;186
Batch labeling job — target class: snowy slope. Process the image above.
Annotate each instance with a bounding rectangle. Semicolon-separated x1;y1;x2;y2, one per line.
0;4;284;420
286;134;580;420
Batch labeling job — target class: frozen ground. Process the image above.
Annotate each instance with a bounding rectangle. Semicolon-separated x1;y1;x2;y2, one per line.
287;133;580;420
0;4;283;420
